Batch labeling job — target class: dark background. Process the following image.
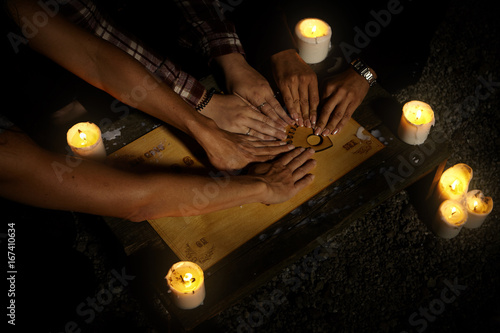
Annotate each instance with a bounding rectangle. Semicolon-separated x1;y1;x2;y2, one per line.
3;0;499;332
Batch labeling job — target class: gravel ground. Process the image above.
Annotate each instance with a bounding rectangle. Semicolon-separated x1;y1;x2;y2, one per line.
9;0;498;332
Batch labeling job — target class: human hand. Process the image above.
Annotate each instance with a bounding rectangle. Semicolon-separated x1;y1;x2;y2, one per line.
215;53;294;127
249;147;316;205
197;123;296;171
314;68;371;136
270;49;320;128
200;93;287;140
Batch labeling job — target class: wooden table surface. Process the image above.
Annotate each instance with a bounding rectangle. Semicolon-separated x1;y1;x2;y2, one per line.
101;74;451;331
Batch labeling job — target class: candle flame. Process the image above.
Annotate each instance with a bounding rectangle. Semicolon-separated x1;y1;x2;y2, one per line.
182;272;193;288
448;206;458;220
312;25;317;34
416;109;422;120
79;131;87;145
473;200;478;211
450;179;459;192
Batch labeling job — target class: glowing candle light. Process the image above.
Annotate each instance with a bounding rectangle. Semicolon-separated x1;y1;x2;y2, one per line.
464;189;493;229
436;163;473;202
67;122;106;161
397;100;435;145
295;18;332;64
432;200;467;239
165;261;205;309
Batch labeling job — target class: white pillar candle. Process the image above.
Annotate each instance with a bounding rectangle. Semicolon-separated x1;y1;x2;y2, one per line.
295;18;332;64
464;190;493;229
432;200;468;239
397;100;435;145
436;163;473;203
67;122;106;161
165;261;205;310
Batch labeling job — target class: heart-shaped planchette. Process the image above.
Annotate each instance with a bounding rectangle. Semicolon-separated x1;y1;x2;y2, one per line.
285;125;334;152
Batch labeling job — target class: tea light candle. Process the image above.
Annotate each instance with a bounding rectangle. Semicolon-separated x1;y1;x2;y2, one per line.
295;18;332;64
67;122;106;161
464;190;493;229
165;261;205;310
436;163;473;202
397;100;435;145
432;200;467;239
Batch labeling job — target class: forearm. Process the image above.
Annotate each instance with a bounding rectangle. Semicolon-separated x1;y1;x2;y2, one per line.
8;0;211;140
0;130;266;221
214;53;247;79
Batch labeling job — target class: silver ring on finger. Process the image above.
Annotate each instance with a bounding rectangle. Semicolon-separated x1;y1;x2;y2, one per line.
257;102;267;110
246;128;251;136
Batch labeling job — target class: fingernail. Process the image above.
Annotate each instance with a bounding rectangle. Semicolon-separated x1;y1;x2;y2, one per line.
321;129;330;136
314;127;322;135
311;115;317;126
333;128;339;135
304;119;311;128
288;144;295;150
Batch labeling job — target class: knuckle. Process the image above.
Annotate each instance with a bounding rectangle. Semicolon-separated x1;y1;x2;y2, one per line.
310;95;320;105
331;111;343;121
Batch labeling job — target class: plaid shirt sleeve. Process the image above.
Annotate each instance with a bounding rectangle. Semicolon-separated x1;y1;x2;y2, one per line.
174;0;245;59
63;0;205;107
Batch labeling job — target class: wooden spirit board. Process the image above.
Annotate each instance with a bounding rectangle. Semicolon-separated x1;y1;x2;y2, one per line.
108;119;384;270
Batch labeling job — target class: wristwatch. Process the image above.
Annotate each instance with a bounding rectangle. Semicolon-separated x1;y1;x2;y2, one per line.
351;58;377;87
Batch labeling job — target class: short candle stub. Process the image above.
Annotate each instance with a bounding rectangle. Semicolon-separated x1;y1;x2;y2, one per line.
397;100;435;145
66;122;106;160
464;189;494;229
437;163;473;202
433;200;467;239
166;261;206;310
295;18;332;64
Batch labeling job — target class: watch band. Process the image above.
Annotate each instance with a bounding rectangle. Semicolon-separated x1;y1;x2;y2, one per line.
351;58;377;87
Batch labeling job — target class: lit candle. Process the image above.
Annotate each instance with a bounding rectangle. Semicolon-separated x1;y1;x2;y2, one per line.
295;18;332;64
436;163;473;202
432;200;467;239
464;189;493;229
67;122;106;161
165;261;205;310
397;100;435;145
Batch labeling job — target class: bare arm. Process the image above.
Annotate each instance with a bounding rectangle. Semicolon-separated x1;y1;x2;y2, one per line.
6;0;292;171
0;128;315;221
